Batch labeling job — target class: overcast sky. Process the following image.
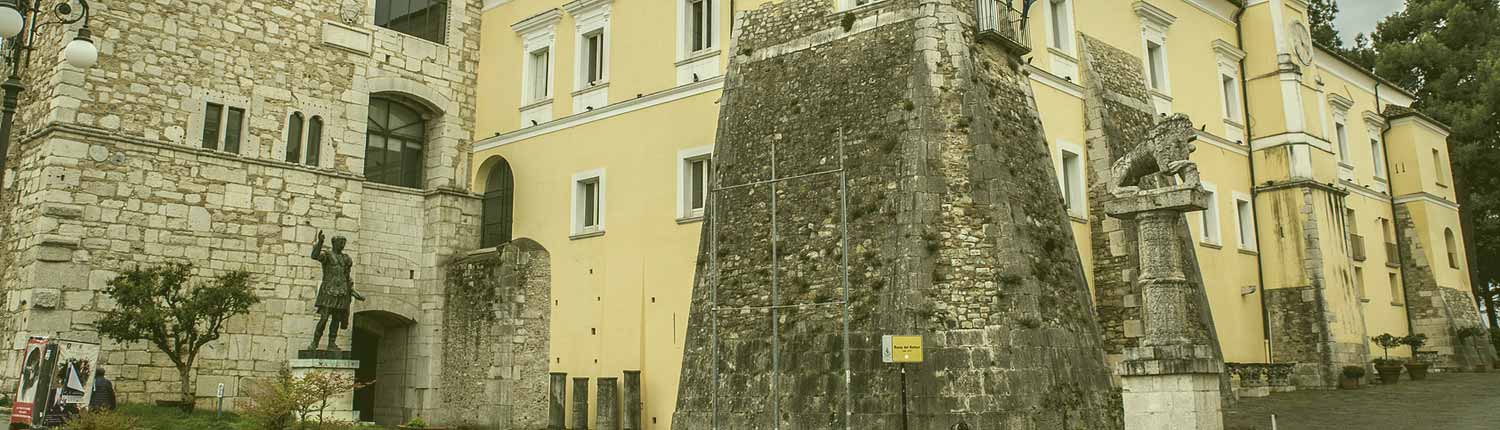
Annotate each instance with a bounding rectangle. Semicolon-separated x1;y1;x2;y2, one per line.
1334;0;1407;45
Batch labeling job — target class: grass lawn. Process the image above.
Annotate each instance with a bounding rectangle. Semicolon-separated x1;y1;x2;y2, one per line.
115;403;251;430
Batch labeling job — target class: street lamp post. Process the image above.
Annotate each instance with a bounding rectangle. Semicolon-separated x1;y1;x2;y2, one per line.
0;0;98;172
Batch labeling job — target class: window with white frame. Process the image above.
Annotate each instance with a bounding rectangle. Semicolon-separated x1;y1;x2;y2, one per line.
1199;182;1221;245
679;146;713;220
1371;137;1387;179
514;10;560;106
582;30;606;86
685;0;715;54
1047;0;1074;53
1058;145;1084;216
1135;2;1174;94
1221;74;1241;121
572;169;606;236
1234;195;1256;251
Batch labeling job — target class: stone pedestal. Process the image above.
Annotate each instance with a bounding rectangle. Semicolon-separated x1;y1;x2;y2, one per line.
290;356;361;423
550;372;568;430
622;371;642;430
572;377;589;430
596;377;619;430
1107;185;1225;430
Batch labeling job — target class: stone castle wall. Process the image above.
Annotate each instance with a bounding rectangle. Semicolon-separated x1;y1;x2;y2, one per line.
1395;204;1498;370
0;0;495;422
674;0;1121;428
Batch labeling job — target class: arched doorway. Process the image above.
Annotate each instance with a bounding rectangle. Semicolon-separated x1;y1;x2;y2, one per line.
481;158;515;248
351;310;416;425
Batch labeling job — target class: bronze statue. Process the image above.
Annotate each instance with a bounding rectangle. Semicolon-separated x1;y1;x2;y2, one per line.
309;230;364;351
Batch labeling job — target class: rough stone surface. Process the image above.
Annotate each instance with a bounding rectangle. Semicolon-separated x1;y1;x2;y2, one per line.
441;240;553;429
0;0;522;426
673;0;1121;428
1393;205;1498;370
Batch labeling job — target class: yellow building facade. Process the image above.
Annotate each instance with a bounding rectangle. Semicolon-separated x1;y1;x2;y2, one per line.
469;0;1488;427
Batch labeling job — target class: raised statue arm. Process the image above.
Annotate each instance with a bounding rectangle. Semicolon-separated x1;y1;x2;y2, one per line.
311;230;326;261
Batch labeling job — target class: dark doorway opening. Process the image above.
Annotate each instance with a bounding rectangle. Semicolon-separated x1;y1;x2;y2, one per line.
350;310;415;426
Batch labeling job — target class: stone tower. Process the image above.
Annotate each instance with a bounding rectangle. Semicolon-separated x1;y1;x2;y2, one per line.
672;0;1122;428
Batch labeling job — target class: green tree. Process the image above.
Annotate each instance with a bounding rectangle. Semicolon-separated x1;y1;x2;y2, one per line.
1365;0;1500;327
96;264;259;410
1307;0;1346;49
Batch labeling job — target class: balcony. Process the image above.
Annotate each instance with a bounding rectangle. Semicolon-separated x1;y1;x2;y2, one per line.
1386;242;1400;268
976;0;1032;56
1349;234;1367;262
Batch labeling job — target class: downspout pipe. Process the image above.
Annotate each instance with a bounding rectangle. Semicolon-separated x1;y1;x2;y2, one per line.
1234;5;1274;364
1375;82;1418;340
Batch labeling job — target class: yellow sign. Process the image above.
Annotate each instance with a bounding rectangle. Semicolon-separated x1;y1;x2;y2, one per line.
882;335;924;363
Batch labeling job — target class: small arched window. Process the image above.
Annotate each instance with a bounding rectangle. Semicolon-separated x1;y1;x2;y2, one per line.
365;97;426;188
481;159;515;248
307;116;324;167
286;112;305;163
1445;228;1459;269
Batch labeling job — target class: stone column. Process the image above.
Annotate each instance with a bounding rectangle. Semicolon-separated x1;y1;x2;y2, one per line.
1106;186;1225;430
622;370;642;430
596;377;620;430
572;377;590;430
550;372;568;430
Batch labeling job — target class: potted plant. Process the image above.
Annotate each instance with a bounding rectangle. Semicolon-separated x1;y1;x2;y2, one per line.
1339;365;1365;390
1372;333;1405;384
1401;334;1431;381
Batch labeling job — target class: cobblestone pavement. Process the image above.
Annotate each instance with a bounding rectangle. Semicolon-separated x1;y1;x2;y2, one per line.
1224;372;1500;429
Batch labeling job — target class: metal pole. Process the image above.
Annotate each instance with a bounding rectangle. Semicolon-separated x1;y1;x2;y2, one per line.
899;365;909;430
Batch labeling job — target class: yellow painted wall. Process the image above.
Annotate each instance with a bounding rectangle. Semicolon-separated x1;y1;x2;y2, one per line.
470;0;1477;422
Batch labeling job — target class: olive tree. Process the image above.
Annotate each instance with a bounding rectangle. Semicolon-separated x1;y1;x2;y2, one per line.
96;264;259;410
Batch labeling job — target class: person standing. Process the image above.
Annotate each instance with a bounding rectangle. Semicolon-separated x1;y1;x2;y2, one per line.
88;368;116;411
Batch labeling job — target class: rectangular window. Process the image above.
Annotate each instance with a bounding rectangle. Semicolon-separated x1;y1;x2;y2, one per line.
1335;122;1349;163
690;158;710;213
528;48;551;102
1221;74;1240;121
1060;149;1084;215
1200;186;1220;245
202;103;224;150
1048;0;1072;52
1371;138;1387;178
573;170;605;236
1235;198;1255;250
224;107;245;154
584;31;604;85
1389;273;1403;305
375;0;448;44
1146;41;1166;91
688;0;713;53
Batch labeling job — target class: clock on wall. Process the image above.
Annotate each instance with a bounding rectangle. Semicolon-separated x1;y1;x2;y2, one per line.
1290;21;1315;66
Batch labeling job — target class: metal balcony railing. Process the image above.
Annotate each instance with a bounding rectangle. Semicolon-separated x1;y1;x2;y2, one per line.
976;0;1032;55
1386;242;1400;267
1349;234;1367;262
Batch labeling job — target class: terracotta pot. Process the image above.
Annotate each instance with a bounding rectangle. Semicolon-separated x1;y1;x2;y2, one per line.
1374;364;1403;384
1404;362;1430;381
1338;376;1361;389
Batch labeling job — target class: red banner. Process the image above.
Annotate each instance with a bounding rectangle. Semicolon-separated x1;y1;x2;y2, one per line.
9;336;48;426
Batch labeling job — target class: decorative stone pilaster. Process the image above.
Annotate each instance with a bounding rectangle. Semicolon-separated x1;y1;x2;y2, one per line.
1107;184;1225;430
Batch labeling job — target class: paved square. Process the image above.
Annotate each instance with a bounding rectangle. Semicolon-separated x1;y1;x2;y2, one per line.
1225;372;1500;429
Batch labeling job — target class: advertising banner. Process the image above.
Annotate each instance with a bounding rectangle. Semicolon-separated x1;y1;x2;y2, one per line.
8;336;48;427
9;337;100;429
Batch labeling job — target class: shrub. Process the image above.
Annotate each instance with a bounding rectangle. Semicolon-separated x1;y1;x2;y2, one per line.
240;368;369;430
59;410;143;430
1401;333;1429;351
1341;365;1366;379
1372;333;1403;364
404;417;429;428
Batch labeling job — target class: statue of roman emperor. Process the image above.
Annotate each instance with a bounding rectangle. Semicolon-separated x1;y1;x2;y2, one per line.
309;230;364;351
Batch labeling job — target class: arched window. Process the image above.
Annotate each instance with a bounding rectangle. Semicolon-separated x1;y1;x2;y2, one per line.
365;97;426;188
307;116;324;167
481;159;515;248
286;112;304;163
1445;228;1459;269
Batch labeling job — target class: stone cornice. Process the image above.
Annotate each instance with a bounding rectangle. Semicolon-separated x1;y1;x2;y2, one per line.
561;0;612;16
1212;39;1246;61
1362;110;1386;129
1327;92;1354;112
1134;1;1178;28
512;8;562;35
